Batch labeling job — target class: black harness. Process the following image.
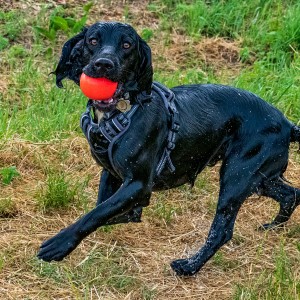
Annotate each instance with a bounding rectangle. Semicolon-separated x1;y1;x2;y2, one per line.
80;82;180;177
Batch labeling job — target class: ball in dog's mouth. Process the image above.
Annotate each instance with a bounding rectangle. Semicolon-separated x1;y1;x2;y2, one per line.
91;83;124;112
80;74;124;111
80;74;118;100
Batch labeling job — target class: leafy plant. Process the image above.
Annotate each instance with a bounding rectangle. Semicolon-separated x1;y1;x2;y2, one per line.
34;2;93;41
141;28;154;42
0;166;20;185
0;35;9;50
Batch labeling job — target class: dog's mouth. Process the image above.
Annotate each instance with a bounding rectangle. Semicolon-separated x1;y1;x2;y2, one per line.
90;82;124;112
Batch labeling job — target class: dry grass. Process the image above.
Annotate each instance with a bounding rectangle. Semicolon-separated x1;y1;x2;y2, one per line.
1;138;300;299
1;1;300;299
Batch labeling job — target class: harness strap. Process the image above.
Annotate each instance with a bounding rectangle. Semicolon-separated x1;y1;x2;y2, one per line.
81;82;180;177
152;82;180;176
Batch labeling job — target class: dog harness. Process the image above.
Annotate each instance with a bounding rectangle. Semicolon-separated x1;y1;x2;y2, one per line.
80;82;180;177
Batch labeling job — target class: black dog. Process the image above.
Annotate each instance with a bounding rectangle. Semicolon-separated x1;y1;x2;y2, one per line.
38;22;300;276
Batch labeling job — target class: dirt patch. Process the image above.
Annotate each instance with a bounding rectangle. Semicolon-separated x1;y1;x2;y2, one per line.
149;31;243;80
0;0;14;12
0;78;9;93
195;37;241;72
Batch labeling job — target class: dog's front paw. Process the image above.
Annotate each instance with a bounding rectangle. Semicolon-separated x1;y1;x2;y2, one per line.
170;258;199;276
37;228;81;262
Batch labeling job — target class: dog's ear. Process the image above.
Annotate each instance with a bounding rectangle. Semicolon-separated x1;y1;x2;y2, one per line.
136;37;153;94
54;27;88;88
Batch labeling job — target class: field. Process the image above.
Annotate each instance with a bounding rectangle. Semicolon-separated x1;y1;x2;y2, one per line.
1;0;300;299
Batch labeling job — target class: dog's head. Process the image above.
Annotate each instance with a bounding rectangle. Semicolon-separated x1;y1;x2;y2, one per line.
54;22;153;111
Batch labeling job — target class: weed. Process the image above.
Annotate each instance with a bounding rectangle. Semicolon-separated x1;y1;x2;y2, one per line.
155;68;214;88
34;2;93;41
147;194;179;225
212;251;238;271
206;196;217;214
36;172;78;210
0;198;17;218
29;248;138;294
141;28;154;42
31;259;63;283
7;45;28;59
0;10;25;42
286;224;300;238
234;56;300;122
0;166;20;185
142;286;157;300
0;254;4;272
0;35;9;50
97;224;115;233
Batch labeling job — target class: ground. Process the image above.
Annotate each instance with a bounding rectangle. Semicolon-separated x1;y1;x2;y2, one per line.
0;1;300;299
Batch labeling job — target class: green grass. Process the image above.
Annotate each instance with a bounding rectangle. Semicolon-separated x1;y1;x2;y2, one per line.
0;10;26;45
35;171;89;210
152;0;300;60
0;54;87;141
234;242;300;299
30;247;144;297
234;55;300;122
0;166;20;185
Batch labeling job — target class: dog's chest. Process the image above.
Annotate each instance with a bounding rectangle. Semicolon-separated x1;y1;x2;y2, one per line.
81;106;139;178
90;147;116;176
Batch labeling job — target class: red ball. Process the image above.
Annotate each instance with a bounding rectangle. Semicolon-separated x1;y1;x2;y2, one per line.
80;74;118;101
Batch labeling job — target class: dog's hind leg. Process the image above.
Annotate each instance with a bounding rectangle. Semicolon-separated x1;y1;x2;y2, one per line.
259;179;300;230
96;169;143;224
171;145;266;276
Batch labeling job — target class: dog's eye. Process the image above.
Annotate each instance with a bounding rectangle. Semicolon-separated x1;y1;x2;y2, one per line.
122;42;131;49
89;39;98;46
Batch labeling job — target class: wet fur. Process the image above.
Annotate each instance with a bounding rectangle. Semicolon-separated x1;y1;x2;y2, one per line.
38;22;300;276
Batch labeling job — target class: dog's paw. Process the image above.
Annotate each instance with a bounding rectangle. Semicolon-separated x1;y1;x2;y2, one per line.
170;258;199;276
37;228;80;262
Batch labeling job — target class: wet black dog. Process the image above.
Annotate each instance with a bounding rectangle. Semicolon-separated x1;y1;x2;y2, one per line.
38;22;300;276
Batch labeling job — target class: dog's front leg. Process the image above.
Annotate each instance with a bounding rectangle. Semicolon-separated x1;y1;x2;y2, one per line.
97;169;122;204
97;170;143;224
37;179;151;262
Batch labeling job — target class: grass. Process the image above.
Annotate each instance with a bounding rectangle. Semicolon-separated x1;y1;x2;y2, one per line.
0;198;17;218
235;55;300;122
36;172;77;210
0;0;300;299
234;241;300;299
30;247;138;294
35;169;91;210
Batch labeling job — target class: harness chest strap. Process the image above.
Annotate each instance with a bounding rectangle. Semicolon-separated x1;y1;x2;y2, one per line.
152;82;179;175
81;82;180;177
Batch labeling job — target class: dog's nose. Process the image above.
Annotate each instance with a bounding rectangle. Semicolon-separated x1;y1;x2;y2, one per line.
94;58;114;70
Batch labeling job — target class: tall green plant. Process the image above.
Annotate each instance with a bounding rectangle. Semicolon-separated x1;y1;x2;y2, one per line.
34;2;93;41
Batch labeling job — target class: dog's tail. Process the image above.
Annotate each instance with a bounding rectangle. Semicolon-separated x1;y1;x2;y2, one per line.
291;125;300;150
